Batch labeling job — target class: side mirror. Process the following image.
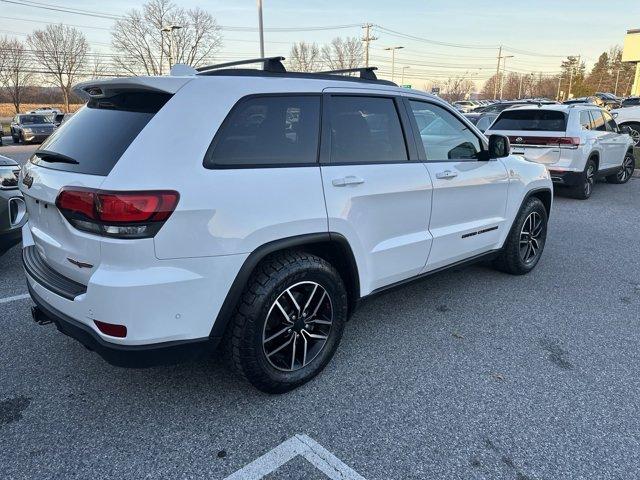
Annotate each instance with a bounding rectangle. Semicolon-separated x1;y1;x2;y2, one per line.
486;134;510;159
612;112;619;119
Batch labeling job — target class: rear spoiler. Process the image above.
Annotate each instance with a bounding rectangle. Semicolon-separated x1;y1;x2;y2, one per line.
73;75;193;101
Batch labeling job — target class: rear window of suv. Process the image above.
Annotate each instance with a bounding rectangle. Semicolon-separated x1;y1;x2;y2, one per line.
491;109;567;131
30;91;171;176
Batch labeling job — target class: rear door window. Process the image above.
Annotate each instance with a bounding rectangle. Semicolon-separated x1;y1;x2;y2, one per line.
205;95;320;168
31;92;171;176
328;96;408;163
491;110;567;131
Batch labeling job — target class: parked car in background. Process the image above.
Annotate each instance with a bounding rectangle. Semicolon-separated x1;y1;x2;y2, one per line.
486;104;635;199
472;100;557;115
464;112;498;132
594;92;622;110
20;63;552;393
50;113;74;127
563;96;605;107
452;100;478;113
10;114;56;144
620;96;640;108
609;105;640;146
28;107;62;116
0;155;26;256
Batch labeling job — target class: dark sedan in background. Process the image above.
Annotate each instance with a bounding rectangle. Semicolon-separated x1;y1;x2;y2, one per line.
0;155;26;256
10;114;56;144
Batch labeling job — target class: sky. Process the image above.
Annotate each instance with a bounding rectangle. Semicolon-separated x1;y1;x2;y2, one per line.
1;0;639;89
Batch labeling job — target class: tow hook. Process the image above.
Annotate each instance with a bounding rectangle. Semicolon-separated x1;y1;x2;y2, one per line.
31;306;52;326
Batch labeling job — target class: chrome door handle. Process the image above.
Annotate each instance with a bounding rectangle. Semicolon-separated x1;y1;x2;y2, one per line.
435;170;458;179
332;176;365;187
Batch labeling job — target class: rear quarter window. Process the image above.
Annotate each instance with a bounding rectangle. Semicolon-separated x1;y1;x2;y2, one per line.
491;110;567;132
30;92;171;176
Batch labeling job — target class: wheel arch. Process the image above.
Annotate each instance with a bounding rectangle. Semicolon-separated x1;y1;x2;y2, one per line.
525;187;552;218
209;233;361;341
587;151;600;170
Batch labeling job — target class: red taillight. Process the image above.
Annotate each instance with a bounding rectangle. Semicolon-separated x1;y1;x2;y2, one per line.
94;320;127;338
55;188;179;239
508;136;580;148
97;192;177;223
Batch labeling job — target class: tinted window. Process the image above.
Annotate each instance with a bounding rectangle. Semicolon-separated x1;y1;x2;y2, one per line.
329;96;408;163
19;115;51;124
31;92;171;176
579;111;593;129
491;109;566;131
409;101;481;161
622;98;640;106
602;111;617;132
207;96;320;167
590;110;606;131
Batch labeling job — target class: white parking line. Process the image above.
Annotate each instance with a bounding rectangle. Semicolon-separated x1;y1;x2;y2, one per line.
0;293;30;305
224;434;366;480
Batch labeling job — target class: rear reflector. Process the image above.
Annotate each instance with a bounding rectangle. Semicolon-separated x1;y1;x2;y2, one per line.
94;320;127;338
56;188;179;239
508;136;580;148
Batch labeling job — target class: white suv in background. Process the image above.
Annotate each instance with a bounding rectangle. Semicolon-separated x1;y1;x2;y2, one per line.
486;104;635;199
20;58;552;393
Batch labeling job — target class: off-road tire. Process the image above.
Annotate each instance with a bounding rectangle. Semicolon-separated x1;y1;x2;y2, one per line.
493;197;548;275
225;250;348;394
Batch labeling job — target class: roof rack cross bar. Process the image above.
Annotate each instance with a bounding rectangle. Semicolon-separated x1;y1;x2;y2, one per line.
316;67;378;80
196;56;286;74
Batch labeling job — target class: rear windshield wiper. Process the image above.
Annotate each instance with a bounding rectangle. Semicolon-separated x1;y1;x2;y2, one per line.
34;150;79;165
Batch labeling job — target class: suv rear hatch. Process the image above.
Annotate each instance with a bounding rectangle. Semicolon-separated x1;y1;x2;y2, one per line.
489;109;574;165
20;78;188;286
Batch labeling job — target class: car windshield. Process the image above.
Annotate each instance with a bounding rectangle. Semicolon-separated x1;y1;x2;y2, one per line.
491;109;567;131
19;115;51;125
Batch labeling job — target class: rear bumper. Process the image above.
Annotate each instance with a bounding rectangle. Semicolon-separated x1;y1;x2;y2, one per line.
28;284;217;368
548;169;583;186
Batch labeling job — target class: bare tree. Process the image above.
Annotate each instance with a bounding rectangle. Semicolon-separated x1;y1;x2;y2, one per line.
27;24;88;112
0;37;34;113
288;42;320;72
111;0;222;76
320;37;363;70
441;75;475;102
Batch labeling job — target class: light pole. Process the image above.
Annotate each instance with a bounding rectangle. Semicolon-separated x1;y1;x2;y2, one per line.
161;24;183;72
384;46;404;82
401;66;410;85
499;55;514;100
257;0;265;58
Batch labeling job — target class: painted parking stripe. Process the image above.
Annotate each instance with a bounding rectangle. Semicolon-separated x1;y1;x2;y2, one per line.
0;293;30;305
224;434;366;480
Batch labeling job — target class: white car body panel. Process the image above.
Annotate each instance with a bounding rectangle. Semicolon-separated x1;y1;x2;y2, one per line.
19;74;552;351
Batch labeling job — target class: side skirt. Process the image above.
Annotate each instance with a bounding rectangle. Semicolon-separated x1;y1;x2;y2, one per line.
355;249;500;308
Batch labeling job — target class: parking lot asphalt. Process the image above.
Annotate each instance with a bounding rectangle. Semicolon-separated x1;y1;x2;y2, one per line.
1;143;639;479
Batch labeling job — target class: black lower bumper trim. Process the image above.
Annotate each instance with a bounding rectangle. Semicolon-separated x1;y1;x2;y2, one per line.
27;284;219;368
548;170;583;186
22;245;87;300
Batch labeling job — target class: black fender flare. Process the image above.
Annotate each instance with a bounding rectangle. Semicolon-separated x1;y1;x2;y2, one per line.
208;232;359;341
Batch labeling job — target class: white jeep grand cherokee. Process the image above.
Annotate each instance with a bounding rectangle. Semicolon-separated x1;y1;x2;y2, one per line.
20;58;552;393
485;104;635;199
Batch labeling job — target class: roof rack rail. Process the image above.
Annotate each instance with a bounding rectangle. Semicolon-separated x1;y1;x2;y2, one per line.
196;56;286;74
316;67;379;80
